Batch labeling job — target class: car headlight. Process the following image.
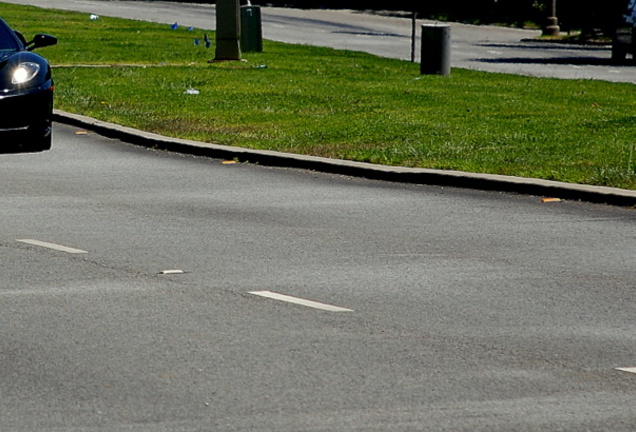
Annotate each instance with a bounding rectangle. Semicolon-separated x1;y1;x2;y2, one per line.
12;62;41;85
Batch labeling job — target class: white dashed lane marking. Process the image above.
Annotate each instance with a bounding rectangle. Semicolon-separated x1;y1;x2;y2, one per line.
17;239;88;254
159;269;185;274
249;291;353;312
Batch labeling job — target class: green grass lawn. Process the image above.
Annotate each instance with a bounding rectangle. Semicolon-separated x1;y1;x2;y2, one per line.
4;2;636;189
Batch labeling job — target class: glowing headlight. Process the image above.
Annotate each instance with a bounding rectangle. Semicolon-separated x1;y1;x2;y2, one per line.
12;62;40;85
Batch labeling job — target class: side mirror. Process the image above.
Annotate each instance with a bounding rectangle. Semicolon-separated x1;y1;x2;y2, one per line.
27;34;57;51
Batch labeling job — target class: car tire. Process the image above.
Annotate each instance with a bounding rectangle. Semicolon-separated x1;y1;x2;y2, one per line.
612;46;627;63
36;132;52;151
22;131;52;152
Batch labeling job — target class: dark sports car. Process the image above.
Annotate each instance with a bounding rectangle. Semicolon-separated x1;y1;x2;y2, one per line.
0;17;56;152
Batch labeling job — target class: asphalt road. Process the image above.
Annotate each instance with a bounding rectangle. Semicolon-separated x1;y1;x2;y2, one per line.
5;0;636;83
2;2;636;431
2;123;636;431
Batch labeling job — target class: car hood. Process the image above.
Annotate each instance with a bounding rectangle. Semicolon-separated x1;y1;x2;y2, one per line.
0;50;16;63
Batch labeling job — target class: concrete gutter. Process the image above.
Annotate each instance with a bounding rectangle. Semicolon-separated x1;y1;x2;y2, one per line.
54;109;636;208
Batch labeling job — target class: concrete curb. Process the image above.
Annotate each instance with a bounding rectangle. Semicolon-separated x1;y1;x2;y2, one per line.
54;109;636;207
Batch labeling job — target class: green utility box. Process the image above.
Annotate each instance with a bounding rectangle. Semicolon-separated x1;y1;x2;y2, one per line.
241;5;263;52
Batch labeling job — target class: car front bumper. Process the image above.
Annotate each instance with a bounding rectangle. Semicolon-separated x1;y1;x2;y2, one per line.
0;81;54;136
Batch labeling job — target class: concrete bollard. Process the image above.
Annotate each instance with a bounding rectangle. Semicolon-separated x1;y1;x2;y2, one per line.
215;0;241;60
420;24;451;76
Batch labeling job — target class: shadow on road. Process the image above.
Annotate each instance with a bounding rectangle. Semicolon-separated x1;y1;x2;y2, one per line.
474;56;634;67
477;42;611;52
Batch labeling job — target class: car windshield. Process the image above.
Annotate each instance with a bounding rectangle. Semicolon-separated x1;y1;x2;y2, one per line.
0;21;20;52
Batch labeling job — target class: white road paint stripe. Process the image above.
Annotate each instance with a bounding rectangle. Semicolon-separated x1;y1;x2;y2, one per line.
615;367;636;374
160;269;185;275
249;291;353;312
17;239;88;254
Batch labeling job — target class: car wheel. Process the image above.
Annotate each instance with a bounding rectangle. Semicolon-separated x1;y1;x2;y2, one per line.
612;47;627;63
35;132;52;151
22;131;52;152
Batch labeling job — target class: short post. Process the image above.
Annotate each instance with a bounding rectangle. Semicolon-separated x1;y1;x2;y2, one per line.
420;24;450;76
215;0;241;60
542;0;560;36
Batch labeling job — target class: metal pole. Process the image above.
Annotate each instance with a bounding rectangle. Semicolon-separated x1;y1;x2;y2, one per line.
542;0;560;36
411;11;417;63
215;0;241;60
